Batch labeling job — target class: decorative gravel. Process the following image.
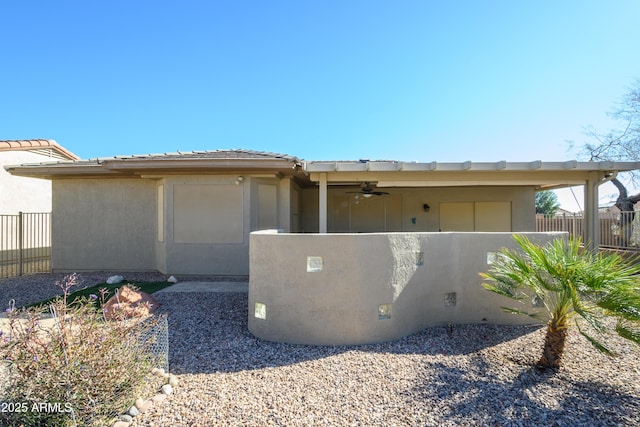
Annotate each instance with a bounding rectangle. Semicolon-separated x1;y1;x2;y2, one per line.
140;292;640;427
2;274;640;426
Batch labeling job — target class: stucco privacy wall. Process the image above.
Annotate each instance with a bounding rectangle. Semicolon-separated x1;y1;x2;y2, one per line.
249;230;565;345
52;178;157;271
299;186;536;233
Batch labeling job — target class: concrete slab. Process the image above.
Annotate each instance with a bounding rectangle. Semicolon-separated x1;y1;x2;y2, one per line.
155;281;248;293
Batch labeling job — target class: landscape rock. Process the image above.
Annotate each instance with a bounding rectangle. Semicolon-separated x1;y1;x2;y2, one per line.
119;414;133;422
168;275;178;283
112;421;130;427
134;398;145;409
127;406;140;417
102;285;160;320
152;393;168;404
138;399;153;413
106;275;124;285
161;384;174;395
168;374;179;387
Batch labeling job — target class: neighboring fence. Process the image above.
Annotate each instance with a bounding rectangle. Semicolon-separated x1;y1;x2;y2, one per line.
0;212;51;278
536;211;640;250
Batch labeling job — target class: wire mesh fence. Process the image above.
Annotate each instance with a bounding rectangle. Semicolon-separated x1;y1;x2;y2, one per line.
0;212;51;278
141;312;170;373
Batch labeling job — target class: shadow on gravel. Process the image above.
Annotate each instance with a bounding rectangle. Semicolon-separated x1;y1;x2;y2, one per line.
407;358;639;426
158;292;540;375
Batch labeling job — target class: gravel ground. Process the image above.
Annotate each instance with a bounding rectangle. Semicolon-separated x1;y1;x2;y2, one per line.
133;292;640;427
2;273;640;426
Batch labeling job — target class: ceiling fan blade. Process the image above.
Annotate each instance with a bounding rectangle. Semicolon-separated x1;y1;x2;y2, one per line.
345;182;388;195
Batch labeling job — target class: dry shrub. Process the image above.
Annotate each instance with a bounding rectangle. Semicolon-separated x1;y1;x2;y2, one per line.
0;274;162;427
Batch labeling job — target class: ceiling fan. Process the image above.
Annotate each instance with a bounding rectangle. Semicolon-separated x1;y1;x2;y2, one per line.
346;182;389;198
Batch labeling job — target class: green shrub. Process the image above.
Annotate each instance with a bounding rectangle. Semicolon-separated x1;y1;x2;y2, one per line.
0;274;161;426
482;235;640;369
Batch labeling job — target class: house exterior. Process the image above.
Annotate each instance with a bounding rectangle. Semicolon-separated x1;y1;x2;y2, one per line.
0;139;78;214
6;150;640;275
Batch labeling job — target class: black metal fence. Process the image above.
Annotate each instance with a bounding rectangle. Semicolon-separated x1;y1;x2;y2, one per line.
0;212;51;278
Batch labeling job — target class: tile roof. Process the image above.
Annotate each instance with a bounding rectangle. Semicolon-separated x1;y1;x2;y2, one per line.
87;149;300;163
0;139;79;161
3;148;305;179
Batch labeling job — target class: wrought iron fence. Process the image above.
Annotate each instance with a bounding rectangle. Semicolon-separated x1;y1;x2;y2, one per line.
536;211;640;250
0;212;51;278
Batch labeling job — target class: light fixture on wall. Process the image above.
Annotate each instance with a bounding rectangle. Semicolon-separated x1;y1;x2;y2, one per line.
423;203;430;212
235;176;244;185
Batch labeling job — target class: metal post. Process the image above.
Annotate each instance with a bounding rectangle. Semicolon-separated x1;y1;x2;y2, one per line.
18;212;23;276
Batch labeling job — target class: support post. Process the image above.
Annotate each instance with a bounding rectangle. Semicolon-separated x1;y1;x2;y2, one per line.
278;179;291;232
584;172;600;250
319;173;327;233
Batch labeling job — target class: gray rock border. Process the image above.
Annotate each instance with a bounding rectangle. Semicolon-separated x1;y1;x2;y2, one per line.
111;368;178;427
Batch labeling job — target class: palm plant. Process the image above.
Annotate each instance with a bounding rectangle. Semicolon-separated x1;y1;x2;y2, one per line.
481;235;640;369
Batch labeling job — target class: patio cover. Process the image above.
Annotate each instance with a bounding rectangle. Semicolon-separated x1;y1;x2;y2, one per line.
304;160;640;249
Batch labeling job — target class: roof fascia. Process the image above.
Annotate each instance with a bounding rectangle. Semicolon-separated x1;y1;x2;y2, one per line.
4;163;109;179
6;157;302;179
304;160;640;173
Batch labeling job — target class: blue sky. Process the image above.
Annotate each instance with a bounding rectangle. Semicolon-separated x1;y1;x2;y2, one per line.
1;1;639;172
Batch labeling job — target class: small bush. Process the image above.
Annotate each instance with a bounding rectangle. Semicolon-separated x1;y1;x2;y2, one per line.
0;274;162;427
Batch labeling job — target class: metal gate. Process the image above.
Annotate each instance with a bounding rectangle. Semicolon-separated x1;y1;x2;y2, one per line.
0;212;51;278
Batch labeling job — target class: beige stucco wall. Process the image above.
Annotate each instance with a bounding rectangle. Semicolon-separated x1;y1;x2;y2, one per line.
51;174;296;275
52;178;157;271
1;151;54;214
49;175;539;277
158;176;250;275
300;186;536;233
249;230;564;345
157;175;293;275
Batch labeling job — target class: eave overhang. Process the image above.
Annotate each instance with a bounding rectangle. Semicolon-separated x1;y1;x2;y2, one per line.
7;156;640;189
5;157;304;180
